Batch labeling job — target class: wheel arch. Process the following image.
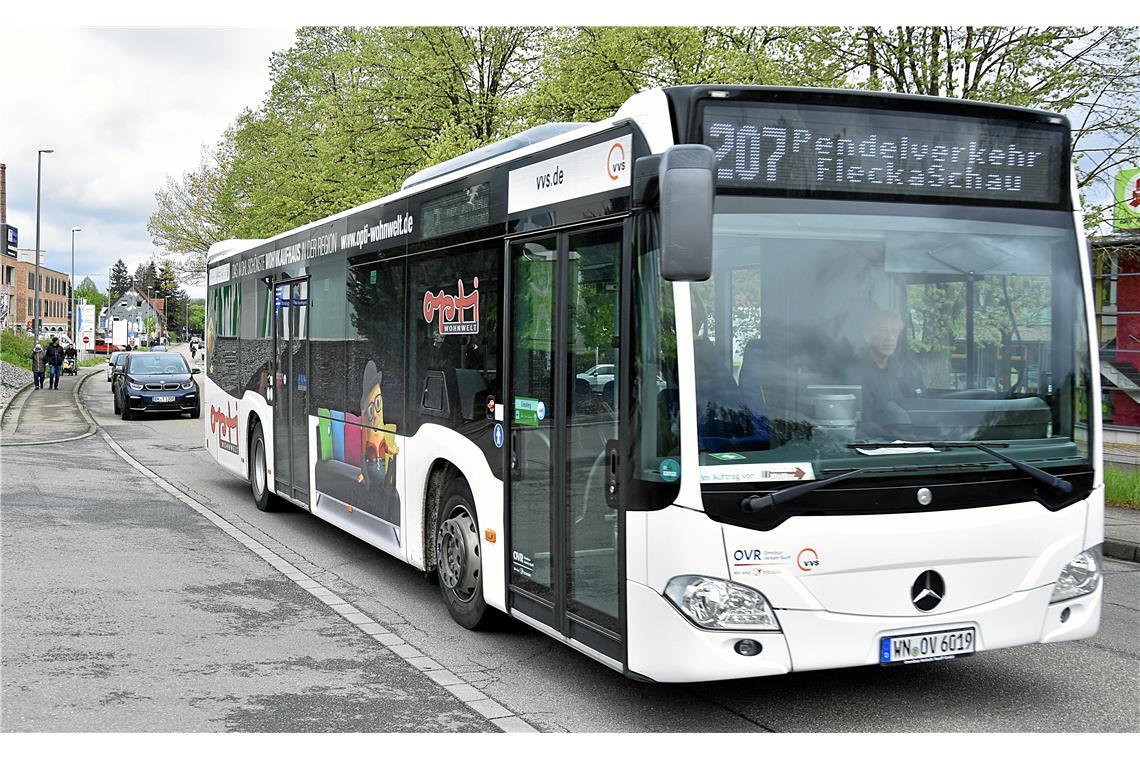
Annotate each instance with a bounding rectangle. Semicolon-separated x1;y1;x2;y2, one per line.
422;458;467;573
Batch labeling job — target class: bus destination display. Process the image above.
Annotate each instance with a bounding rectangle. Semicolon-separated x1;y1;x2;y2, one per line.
701;103;1066;205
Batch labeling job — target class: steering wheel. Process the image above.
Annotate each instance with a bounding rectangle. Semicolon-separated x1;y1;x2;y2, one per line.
940;389;1001;400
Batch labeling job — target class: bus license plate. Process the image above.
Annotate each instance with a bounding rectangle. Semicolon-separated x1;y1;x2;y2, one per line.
155;396;175;403
880;627;975;665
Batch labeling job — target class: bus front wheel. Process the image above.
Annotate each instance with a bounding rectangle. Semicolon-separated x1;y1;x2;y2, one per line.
435;479;495;630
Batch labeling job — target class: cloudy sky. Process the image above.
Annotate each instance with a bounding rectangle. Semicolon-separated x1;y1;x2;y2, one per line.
2;6;1131;304
3;27;297;299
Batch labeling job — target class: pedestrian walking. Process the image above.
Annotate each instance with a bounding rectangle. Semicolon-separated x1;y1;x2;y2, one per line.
31;344;46;390
45;336;65;390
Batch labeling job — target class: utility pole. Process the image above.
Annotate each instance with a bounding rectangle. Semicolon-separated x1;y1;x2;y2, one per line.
33;147;54;337
70;227;81;342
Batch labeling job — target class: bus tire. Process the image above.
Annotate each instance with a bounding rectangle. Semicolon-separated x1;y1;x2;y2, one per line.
250;421;276;512
435;478;495;630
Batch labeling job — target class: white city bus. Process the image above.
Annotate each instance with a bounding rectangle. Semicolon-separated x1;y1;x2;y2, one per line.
203;86;1103;682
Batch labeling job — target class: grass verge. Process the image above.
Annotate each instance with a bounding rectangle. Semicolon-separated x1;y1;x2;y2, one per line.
1;330;37;370
2;330;105;371
1104;467;1140;509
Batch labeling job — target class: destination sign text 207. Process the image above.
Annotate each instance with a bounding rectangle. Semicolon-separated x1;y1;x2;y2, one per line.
702;103;1065;205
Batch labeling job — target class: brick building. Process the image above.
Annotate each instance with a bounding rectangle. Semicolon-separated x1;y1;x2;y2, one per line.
4;250;72;334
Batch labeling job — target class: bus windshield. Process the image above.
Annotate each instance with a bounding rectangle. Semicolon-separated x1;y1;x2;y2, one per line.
689;200;1092;480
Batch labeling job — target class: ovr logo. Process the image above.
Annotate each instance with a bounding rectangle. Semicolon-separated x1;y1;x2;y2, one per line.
607;142;627;181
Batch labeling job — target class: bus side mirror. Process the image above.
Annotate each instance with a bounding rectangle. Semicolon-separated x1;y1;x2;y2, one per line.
659;144;715;282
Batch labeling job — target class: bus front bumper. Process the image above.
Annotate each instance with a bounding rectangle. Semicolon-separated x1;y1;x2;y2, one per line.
626;580;1101;683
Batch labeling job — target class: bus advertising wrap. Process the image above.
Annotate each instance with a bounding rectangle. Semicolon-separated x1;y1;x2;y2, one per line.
701;103;1067;206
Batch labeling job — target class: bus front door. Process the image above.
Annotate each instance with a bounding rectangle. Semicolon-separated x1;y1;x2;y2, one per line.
273;279;311;505
508;224;624;665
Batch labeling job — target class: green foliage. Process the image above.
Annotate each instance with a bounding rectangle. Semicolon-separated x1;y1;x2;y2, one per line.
133;260;159;297
108;259;131;301
75;282;106;312
148;25;1139;269
187;301;205;335
1;329;37;370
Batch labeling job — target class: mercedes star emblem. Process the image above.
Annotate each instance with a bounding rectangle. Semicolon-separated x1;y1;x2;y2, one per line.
911;570;945;612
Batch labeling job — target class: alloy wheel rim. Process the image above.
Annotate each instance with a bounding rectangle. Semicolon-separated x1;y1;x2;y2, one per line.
254;439;266;496
437;505;479;602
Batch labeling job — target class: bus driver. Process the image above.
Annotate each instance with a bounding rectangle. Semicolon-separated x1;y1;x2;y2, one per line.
854;308;924;440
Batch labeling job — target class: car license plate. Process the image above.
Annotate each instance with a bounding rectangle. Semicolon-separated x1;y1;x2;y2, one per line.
880;627;975;665
155;396;175;403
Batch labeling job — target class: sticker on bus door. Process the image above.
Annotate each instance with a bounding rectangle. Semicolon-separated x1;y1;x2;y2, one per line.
699;463;815;483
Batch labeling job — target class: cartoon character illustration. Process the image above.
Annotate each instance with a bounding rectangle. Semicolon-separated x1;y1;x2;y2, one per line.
359;360;399;489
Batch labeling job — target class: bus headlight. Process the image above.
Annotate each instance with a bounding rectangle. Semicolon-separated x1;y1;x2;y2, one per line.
664;575;781;631
1050;546;1101;604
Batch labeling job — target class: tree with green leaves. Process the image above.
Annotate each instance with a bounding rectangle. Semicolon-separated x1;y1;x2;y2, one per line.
187;300;204;337
827;26;1140;232
148;24;1139;270
520;27;837;124
154;259;186;337
108;259;132;301
74;281;106;313
148;136;239;286
133;260;159;299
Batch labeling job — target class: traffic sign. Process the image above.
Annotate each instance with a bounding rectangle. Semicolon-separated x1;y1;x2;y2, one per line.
83;335;90;344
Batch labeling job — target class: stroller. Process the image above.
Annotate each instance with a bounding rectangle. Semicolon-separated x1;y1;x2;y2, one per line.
62;347;78;376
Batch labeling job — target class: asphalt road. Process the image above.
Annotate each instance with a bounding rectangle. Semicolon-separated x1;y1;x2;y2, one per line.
5;354;1137;732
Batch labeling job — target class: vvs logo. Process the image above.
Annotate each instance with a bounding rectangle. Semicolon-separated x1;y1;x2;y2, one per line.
607;142;627;181
797;547;821;572
210;402;240;455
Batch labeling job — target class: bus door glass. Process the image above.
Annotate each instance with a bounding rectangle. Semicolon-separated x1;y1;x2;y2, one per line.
273;279;311;503
508;224;623;658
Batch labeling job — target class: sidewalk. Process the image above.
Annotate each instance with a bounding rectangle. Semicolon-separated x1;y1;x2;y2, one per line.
0;366;97;444
1;400;501;731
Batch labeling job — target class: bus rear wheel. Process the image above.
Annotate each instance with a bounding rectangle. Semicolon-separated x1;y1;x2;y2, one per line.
435;479;495;630
250;421;276;512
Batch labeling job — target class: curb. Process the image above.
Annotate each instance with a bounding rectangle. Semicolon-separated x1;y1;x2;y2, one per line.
0;379;34;430
96;425;541;733
0;368;100;447
1104;538;1140;564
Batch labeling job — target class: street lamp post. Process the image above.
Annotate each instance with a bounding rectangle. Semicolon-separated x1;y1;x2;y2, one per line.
33;147;54;337
70;227;81;345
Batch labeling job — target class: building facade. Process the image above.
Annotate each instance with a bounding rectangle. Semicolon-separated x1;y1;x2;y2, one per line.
106;285;166;345
6;251;72;334
1093;233;1140;428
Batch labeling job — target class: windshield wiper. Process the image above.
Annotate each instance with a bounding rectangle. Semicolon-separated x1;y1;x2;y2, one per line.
740;468;869;513
847;441;1072;494
739;461;986;513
